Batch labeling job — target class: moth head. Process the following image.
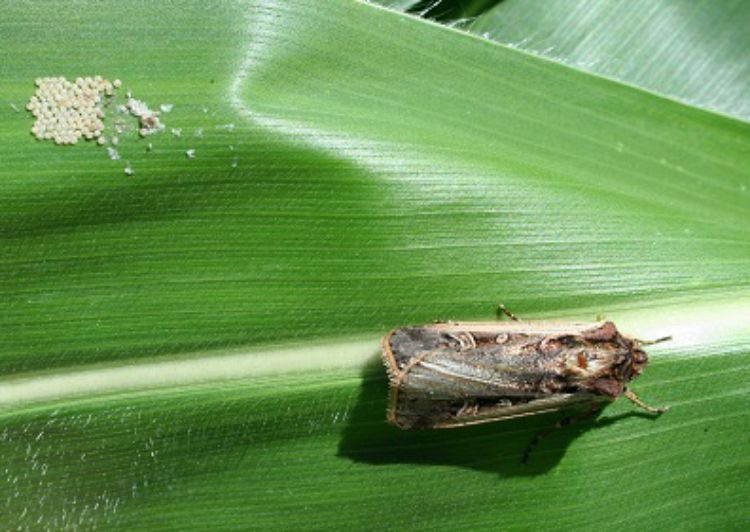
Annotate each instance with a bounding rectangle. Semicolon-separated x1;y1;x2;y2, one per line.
629;346;649;378
629;334;671;378
585;347;645;398
565;335;650;397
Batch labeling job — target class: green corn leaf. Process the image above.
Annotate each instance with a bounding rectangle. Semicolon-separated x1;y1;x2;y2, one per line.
1;0;748;529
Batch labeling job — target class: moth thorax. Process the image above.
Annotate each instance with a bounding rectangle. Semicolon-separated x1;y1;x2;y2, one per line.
564;350;603;377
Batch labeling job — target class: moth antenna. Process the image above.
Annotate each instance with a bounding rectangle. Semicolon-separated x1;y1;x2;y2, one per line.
624;390;669;414
497;303;519;322
636;335;672;346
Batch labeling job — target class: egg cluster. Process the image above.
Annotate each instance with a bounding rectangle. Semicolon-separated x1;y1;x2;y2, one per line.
26;76;121;145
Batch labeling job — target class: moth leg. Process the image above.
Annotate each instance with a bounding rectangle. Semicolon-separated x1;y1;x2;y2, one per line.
456;401;480;417
497;303;519;322
393;351;434;387
522;403;601;464
624;389;669;414
447;332;477;351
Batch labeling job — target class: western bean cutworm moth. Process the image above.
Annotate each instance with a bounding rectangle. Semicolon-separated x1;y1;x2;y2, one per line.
381;308;668;444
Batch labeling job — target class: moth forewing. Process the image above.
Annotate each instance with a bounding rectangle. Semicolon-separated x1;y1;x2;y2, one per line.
382;320;664;430
429;393;603;429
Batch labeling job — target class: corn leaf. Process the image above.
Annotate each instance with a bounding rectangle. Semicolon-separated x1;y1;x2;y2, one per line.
1;0;748;529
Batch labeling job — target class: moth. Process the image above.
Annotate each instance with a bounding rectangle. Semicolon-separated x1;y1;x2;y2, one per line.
381;308;669;432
